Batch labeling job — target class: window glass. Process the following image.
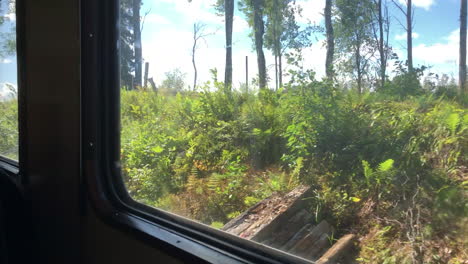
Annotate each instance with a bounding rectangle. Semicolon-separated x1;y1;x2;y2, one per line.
0;0;17;160
120;0;467;262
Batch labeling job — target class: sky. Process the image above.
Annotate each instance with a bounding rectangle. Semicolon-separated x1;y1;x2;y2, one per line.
0;0;465;93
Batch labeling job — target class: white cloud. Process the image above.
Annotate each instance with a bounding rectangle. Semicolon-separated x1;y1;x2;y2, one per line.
395;32;420;40
1;58;13;64
233;16;249;33
413;29;458;65
144;14;170;25
4;13;15;22
398;0;435;11
296;0;325;25
0;82;16;101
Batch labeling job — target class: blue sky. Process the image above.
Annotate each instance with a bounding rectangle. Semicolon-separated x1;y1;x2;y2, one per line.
0;0;464;92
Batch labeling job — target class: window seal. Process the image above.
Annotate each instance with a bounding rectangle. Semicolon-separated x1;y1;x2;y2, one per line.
81;1;313;263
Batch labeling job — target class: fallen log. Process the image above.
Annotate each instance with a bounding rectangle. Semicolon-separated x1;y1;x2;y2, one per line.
316;234;356;264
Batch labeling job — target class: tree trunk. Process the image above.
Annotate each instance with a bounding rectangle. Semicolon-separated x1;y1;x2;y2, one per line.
253;0;267;89
224;0;234;91
325;0;334;80
133;0;142;88
144;62;149;88
192;24;198;91
378;0;386;88
148;77;157;92
407;0;413;72
278;53;282;88
356;44;362;94
460;0;467;94
274;54;278;90
246;56;249;91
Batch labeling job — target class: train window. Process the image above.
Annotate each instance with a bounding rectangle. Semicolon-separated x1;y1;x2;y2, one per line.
117;0;467;263
0;0;17;160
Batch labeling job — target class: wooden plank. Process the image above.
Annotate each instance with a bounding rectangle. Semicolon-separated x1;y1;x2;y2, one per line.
266;209;313;249
316;234;356;264
289;220;333;257
222;185;312;241
281;223;315;251
306;233;332;261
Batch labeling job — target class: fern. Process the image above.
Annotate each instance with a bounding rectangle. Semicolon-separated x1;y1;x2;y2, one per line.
362;160;373;183
378;159;394;172
446;113;460;135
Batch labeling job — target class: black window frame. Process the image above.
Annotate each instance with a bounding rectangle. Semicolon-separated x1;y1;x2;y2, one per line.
81;1;314;263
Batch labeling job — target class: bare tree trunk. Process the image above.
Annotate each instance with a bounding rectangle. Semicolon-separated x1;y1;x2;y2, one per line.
378;0;386;88
148;77;157;92
224;0;234;91
325;0;334;80
253;0;267;89
133;0;142;88
460;0;467;94
355;43;362;94
278;53;282;88
274;54;278;90
407;0;413;72
246;56;249;91
192;24;198;91
144;62;149;88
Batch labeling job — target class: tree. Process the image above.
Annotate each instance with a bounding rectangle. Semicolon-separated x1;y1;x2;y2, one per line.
161;69;186;92
371;0;391;89
460;0;467;94
225;0;234;91
392;0;414;72
133;0;143;88
191;22;212;90
120;0;136;89
214;0;234;91
264;0;307;90
0;0;16;59
119;0;143;89
253;0;267;89
335;0;375;93
325;0;335;80
240;0;267;89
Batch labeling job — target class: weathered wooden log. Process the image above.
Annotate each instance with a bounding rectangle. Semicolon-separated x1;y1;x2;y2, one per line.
281;223;314;251
222;185;312;241
306;233;332;261
289;220;333;257
265;209;313;249
316;234;356;264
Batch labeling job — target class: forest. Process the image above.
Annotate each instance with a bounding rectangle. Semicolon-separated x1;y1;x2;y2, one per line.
0;0;467;263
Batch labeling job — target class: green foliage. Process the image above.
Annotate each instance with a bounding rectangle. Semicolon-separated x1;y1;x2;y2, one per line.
0;98;17;159
117;74;467;261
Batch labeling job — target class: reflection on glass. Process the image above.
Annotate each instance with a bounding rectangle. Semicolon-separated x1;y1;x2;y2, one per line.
0;0;17;160
120;0;467;262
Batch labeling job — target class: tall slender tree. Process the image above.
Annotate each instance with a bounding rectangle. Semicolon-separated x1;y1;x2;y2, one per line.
265;0;305;89
120;0;135;89
325;0;335;80
252;0;267;89
191;22;212;90
224;0;234;91
371;0;391;88
460;0;467;94
239;0;267;89
133;0;143;88
392;0;414;72
335;0;375;93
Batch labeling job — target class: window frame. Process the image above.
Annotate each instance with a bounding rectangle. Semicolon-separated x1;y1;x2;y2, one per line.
81;1;314;263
